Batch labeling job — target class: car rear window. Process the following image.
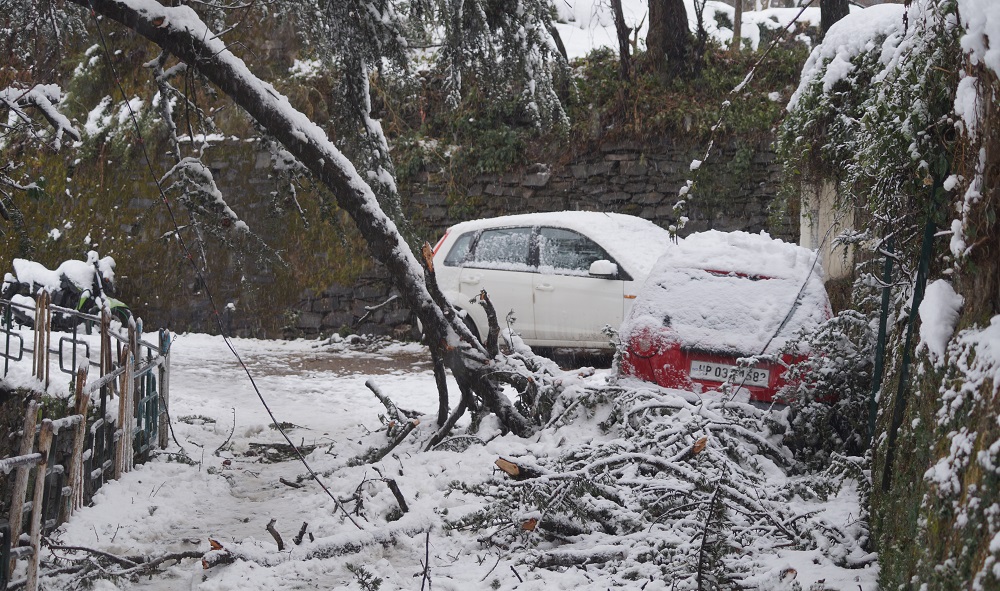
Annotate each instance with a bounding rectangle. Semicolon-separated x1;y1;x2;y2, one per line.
469;227;533;271
444;232;474;266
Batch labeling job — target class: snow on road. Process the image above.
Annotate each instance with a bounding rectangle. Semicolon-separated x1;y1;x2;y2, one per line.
40;334;877;591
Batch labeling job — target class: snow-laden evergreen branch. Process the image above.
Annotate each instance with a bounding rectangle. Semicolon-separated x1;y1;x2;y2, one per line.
0;84;81;151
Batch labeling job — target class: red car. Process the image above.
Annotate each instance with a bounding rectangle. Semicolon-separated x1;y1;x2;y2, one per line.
619;230;831;403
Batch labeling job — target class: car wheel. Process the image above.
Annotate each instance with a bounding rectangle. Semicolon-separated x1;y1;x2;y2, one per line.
460;311;481;343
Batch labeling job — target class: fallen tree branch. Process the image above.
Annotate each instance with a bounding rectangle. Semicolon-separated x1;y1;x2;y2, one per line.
279;477;304;489
266;519;285;551
383;478;409;514
42;542;203;578
356;294;398;325
213;408;236;455
45;543;139;568
294;522;310;545
472;290;500;358
202;517;429;568
495;457;545;481
349;420;419;466
423;389;470;451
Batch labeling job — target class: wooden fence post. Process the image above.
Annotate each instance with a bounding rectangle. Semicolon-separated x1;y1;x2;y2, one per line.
158;330;171;450
32;293;51;388
60;368;91;523
7;400;39;577
115;344;135;479
26;420;53;591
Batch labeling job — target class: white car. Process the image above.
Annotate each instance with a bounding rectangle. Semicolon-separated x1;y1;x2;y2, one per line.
431;211;674;350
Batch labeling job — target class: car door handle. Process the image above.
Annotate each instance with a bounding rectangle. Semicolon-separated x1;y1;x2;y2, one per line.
535;284;554;291
460;276;481;285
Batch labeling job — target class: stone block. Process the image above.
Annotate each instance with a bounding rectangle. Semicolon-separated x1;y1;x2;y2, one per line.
570;164;589;179
324;284;354;297
587;162;614;176
484;184;505;196
322;311;354;329
383;309;412;325
604;153;637;162
621;161;648;176
355;284;388;300
636;192;664;205
312;297;334;313
601;141;642;153
600;192;631;204
296;312;323;331
522;172;551;187
424;206;448;220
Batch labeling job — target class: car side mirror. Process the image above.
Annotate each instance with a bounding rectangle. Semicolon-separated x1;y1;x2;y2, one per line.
589;260;618;278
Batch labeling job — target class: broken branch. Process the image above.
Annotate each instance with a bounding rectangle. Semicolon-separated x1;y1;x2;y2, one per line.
266;519;284;551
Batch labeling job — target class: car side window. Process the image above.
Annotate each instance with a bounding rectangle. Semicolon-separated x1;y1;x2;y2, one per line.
443;232;475;266
538;227;612;276
469;227;533;271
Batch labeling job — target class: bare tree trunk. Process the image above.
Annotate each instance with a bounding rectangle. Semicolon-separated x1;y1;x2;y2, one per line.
70;0;536;437
646;0;693;78
820;0;850;36
731;0;743;52
610;0;631;82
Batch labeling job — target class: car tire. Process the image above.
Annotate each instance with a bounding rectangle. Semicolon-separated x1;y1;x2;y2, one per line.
460;310;481;343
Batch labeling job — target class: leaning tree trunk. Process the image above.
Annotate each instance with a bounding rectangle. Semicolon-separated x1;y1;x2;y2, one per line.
70;0;536;436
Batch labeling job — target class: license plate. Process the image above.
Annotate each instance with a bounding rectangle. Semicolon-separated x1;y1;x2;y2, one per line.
689;361;770;388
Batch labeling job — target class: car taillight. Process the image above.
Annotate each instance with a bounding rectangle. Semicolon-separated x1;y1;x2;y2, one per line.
630;328;665;358
432;230;450;255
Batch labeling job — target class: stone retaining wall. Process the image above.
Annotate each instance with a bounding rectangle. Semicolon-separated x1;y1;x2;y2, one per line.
285;138;792;339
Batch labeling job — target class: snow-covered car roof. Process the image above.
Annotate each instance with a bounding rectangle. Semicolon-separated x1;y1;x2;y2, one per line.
622;230;830;355
444;211;672;278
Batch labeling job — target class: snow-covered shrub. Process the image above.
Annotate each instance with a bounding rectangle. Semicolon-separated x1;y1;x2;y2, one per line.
781;310;876;467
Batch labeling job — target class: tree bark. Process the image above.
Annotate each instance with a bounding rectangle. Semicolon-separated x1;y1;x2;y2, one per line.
68;0;536;437
610;0;632;82
731;0;743;52
645;0;693;77
820;0;850;36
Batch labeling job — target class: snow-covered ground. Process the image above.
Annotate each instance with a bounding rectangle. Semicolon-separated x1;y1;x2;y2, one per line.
19;333;880;591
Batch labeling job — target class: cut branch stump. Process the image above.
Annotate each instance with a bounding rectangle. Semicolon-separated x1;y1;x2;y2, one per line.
495;458;543;481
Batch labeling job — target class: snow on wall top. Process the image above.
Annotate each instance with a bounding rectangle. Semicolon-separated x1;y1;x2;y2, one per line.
8;252;115;294
444;211;673;279
787;3;907;112
623;231;828;355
